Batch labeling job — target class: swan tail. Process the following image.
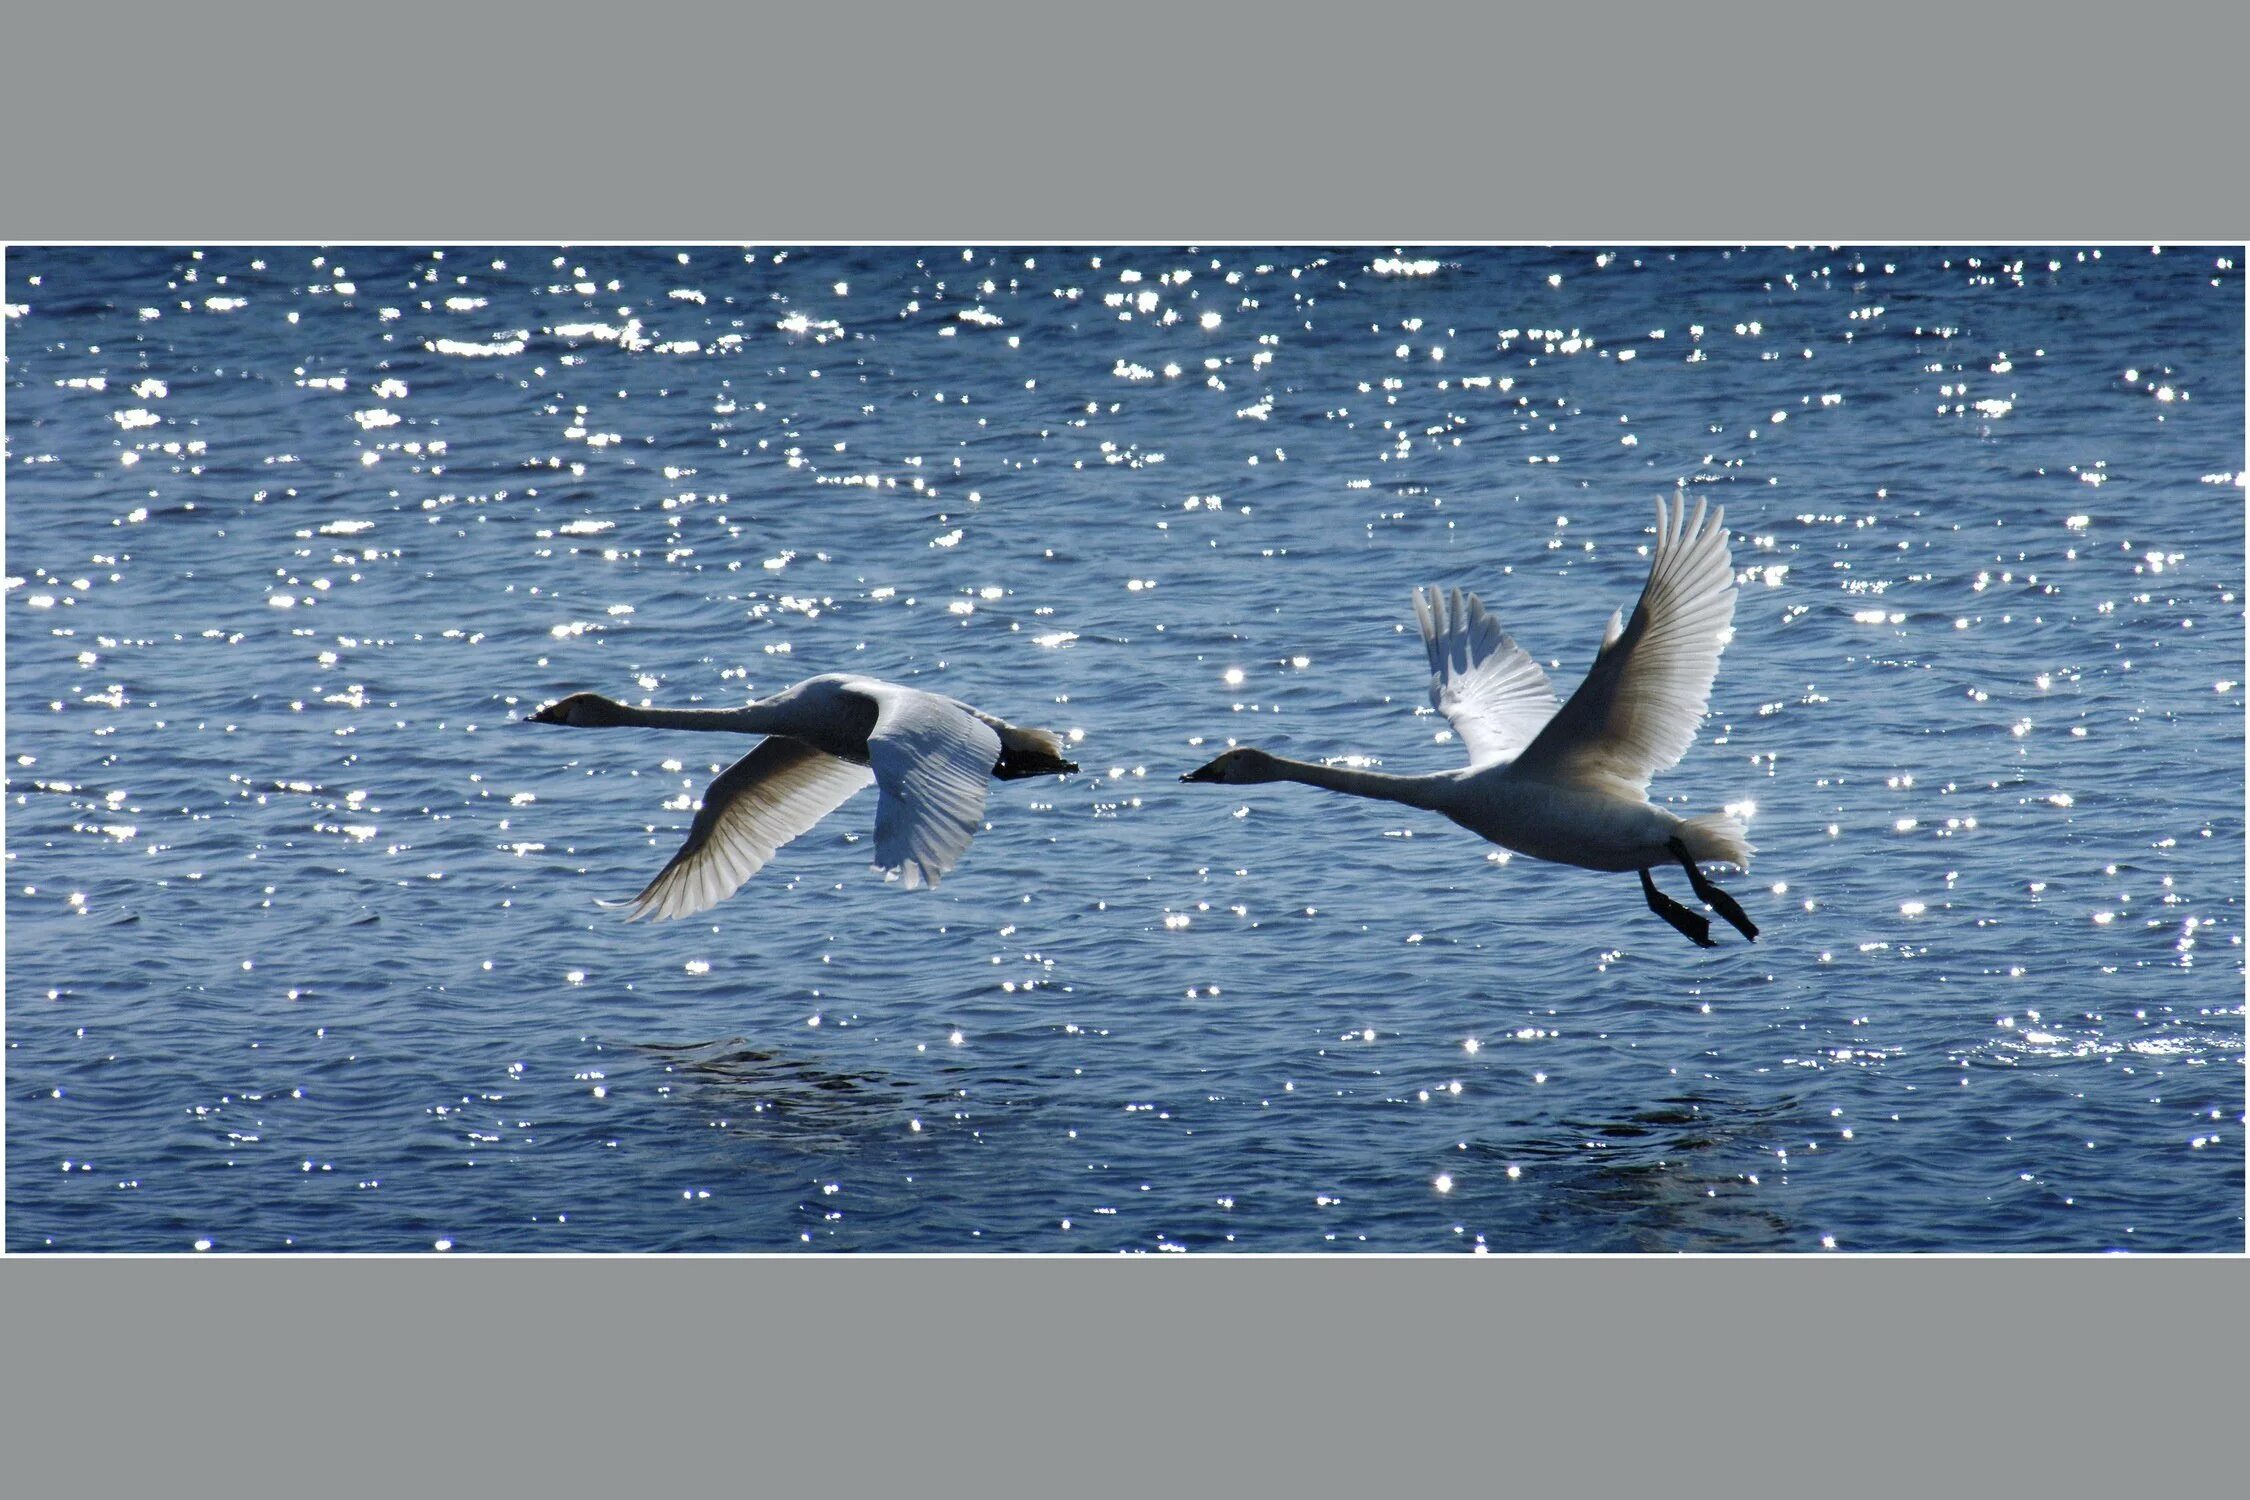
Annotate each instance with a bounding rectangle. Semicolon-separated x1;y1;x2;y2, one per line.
992;723;1079;780
1678;813;1753;871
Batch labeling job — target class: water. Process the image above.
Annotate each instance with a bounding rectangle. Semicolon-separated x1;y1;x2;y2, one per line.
5;244;2241;1253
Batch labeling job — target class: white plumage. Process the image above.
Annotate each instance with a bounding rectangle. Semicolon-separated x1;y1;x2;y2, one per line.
1184;492;1760;948
528;673;1075;921
1509;491;1739;802
620;737;874;921
1413;584;1561;766
862;682;1003;893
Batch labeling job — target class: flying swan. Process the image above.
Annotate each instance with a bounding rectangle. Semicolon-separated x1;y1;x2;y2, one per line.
528;674;1077;920
1183;492;1758;948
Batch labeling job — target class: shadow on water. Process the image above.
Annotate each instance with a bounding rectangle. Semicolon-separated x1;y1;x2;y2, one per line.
622;1036;958;1158
1466;1093;1810;1252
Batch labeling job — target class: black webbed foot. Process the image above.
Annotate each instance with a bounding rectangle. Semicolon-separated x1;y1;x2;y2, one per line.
1669;836;1759;942
1641;867;1717;948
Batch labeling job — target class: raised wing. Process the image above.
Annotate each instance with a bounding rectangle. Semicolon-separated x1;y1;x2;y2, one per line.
1413;584;1561;766
1511;491;1736;799
860;683;1002;890
608;737;873;922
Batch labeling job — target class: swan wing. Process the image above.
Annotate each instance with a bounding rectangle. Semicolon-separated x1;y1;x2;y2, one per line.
608;736;873;921
1412;584;1561;766
1512;492;1736;798
859;683;1002;890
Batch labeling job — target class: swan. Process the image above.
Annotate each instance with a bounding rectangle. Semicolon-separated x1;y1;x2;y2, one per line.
526;673;1077;919
1182;492;1758;948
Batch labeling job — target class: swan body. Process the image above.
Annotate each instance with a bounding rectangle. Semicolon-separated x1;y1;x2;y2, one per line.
1183;492;1758;947
528;672;1076;920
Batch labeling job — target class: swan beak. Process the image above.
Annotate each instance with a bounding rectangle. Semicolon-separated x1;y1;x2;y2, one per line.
1181;759;1225;784
524;697;580;728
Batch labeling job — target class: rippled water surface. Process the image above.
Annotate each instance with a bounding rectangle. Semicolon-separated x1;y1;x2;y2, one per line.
6;245;2242;1252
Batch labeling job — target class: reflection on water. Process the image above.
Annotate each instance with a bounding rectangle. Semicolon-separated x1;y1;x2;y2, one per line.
5;244;2242;1251
637;1036;940;1150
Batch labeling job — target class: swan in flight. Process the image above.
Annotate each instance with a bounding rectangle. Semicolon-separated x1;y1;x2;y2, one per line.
527;673;1077;920
1183;492;1758;948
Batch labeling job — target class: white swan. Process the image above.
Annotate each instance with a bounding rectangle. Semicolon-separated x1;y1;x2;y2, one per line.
528;673;1077;920
1183;492;1758;948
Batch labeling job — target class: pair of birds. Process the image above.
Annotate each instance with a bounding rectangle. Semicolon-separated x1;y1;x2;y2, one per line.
529;493;1759;948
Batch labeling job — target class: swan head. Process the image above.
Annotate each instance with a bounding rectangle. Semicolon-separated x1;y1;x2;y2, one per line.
527;692;627;727
1181;747;1282;785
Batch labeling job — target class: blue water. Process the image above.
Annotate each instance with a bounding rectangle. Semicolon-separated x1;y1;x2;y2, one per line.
6;245;2242;1253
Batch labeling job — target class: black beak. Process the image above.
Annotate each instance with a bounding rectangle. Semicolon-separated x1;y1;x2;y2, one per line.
1181;762;1224;784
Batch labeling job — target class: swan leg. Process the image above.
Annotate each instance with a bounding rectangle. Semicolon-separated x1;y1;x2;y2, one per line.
1669;837;1759;942
1640;867;1716;948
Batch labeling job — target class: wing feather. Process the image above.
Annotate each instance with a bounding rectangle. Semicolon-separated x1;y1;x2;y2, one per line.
1511;491;1737;798
1413;584;1561;766
608;737;873;922
860;684;1002;890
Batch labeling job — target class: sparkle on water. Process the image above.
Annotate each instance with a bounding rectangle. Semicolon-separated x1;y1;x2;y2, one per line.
4;245;2243;1252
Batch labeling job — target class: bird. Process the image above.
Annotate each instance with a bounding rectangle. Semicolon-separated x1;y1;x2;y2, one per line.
1181;491;1758;948
527;673;1077;920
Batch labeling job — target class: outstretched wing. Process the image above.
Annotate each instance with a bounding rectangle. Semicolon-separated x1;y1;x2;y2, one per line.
1511;491;1736;800
858;683;1002;890
608;737;873;921
1412;584;1561;767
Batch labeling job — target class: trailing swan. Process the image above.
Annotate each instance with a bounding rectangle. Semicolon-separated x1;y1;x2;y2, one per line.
1183;492;1758;948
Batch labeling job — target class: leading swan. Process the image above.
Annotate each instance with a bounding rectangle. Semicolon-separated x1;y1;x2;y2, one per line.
1183;492;1758;948
528;674;1076;920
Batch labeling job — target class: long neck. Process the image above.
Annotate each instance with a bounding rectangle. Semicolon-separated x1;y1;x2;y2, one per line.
593;697;802;734
1261;756;1460;812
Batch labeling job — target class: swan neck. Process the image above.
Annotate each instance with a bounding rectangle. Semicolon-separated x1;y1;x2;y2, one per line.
603;699;792;734
1266;757;1454;810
